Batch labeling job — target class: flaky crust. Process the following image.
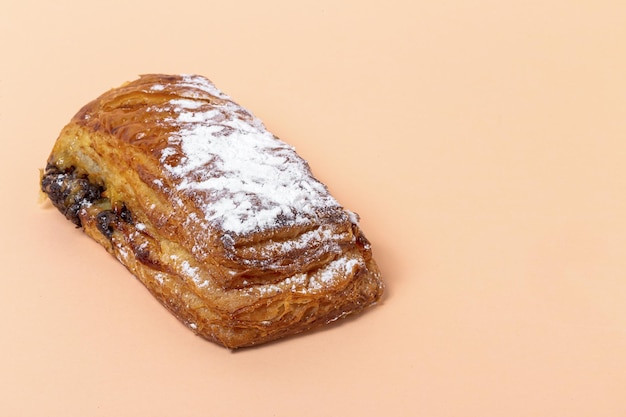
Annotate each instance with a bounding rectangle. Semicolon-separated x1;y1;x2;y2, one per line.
41;74;384;348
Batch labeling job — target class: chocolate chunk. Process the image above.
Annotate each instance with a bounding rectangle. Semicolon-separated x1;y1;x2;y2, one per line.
118;204;133;224
96;210;117;239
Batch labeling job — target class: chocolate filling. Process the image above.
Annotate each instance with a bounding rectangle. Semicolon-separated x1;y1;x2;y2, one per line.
95;205;134;239
41;164;104;227
41;164;134;240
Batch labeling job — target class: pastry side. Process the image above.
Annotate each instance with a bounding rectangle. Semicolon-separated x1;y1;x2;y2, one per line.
41;74;384;349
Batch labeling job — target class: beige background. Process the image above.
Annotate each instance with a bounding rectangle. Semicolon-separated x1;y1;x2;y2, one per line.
2;0;626;415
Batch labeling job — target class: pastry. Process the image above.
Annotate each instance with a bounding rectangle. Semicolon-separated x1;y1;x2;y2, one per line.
40;74;384;349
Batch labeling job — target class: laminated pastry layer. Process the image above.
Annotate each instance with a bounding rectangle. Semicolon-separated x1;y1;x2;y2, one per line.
41;74;384;348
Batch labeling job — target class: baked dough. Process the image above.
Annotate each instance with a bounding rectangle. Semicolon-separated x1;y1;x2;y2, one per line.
41;74;384;348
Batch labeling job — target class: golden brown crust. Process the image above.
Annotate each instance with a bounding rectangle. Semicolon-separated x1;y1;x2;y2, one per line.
41;74;383;348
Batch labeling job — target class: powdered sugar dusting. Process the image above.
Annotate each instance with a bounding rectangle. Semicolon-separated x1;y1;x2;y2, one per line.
159;75;341;235
178;74;229;99
245;255;361;296
309;257;360;290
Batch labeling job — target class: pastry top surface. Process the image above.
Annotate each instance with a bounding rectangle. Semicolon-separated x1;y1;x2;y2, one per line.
72;74;345;237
